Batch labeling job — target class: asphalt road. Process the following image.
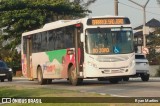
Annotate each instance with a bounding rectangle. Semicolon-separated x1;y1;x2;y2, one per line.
0;77;160;97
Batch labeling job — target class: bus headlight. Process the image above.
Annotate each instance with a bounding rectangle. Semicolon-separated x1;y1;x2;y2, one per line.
87;61;97;68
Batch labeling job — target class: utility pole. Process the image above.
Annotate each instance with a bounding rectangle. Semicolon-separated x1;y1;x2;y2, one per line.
128;0;149;48
114;0;118;16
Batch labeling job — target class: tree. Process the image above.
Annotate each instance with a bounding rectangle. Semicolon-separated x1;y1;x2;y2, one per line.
72;0;97;7
0;0;88;47
146;27;160;68
152;28;160;76
0;0;91;69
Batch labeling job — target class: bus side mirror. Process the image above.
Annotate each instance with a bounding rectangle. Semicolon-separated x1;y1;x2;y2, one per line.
80;33;84;42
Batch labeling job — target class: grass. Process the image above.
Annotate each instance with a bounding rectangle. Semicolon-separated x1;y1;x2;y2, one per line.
0;86;159;106
0;86;107;97
2;103;111;106
3;103;160;106
0;85;110;106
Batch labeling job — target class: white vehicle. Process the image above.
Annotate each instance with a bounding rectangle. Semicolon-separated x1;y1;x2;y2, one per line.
123;53;150;81
21;15;136;85
135;53;150;81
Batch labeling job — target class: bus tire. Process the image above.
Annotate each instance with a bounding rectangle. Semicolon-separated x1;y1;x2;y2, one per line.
109;78;120;84
68;65;83;86
37;67;47;85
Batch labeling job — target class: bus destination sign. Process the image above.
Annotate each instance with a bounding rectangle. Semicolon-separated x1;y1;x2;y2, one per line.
87;18;130;25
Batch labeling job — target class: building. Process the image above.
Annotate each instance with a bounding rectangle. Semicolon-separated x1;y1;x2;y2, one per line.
134;18;160;53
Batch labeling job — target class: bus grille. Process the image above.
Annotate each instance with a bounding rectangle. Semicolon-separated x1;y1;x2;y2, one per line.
101;68;126;74
97;56;129;62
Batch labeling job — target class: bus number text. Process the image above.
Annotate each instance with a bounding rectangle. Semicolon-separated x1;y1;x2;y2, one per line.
93;48;110;53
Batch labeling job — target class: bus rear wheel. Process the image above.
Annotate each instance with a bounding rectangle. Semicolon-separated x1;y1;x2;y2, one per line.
68;65;83;86
37;67;47;85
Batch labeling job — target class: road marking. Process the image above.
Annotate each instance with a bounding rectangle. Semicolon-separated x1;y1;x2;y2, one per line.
111;89;124;91
110;94;129;97
99;93;106;96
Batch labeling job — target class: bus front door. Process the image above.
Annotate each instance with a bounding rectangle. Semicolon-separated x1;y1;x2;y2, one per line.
26;37;33;80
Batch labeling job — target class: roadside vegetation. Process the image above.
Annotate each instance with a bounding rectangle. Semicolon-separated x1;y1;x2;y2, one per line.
2;103;110;106
4;103;160;106
0;0;95;74
147;27;160;77
156;64;160;77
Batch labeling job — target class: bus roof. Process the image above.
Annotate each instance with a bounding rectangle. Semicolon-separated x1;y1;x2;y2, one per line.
22;19;84;36
22;15;129;36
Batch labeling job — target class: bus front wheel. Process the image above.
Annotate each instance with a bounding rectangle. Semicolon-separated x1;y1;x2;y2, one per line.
37;67;47;85
68;65;83;86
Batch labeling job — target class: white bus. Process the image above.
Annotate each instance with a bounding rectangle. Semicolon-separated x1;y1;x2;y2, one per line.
21;15;136;85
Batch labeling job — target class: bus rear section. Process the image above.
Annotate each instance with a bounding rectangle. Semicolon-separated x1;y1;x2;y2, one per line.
21;20;84;85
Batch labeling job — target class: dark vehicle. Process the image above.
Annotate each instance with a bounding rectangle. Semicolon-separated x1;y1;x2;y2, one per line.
0;60;13;82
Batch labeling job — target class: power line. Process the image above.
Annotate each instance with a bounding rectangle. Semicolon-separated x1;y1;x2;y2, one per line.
119;2;160;16
146;11;160;16
119;2;142;11
147;6;160;8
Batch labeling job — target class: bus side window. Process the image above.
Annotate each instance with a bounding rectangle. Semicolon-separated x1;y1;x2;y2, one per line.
32;33;40;53
48;30;54;51
59;28;65;49
41;32;47;51
55;28;63;50
32;35;35;53
23;36;27;54
64;33;71;48
36;33;42;52
65;26;74;48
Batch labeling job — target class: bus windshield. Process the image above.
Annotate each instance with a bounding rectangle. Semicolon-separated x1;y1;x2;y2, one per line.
85;27;134;55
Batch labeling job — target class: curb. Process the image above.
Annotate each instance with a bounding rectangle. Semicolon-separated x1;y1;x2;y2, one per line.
129;77;160;81
13;77;27;80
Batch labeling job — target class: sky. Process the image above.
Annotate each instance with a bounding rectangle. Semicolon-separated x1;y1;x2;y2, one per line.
87;0;160;28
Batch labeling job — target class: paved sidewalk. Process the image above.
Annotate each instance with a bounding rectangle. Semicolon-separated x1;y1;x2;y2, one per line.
130;77;160;80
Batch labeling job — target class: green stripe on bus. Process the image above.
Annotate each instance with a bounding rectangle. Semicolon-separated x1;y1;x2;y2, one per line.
46;49;67;63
